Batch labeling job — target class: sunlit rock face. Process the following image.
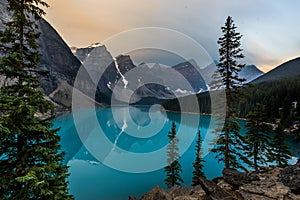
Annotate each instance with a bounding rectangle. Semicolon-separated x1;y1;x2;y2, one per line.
0;0;82;107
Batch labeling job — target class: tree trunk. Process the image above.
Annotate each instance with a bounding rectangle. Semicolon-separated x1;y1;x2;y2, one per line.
225;89;230;169
254;144;258;171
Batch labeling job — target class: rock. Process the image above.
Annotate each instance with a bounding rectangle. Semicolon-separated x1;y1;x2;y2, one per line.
257;167;281;182
215;178;244;200
38;19;81;92
136;164;300;200
190;185;206;199
169;185;190;197
140;186;172;200
198;176;233;200
279;163;300;194
0;0;82;105
49;79;73;107
239;181;291;200
174;196;198;200
285;193;300;200
223;168;259;189
217;179;233;190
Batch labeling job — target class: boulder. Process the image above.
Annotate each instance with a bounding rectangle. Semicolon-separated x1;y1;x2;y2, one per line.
169;185;190;197
238;181;291;200
223;168;259;188
257;167;281;182
198;177;233;200
217;179;233;191
137;165;300;200
174;196;199;200
140;186;172;200
190;185;207;199
279;163;300;194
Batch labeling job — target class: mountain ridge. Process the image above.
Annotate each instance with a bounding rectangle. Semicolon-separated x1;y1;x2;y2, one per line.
0;0;83;108
72;45;208;105
252;57;300;83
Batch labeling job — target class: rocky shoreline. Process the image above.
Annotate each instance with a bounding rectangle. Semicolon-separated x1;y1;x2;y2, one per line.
130;161;300;200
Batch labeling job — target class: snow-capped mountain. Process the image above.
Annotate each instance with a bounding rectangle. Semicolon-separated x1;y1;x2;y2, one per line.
72;44;208;105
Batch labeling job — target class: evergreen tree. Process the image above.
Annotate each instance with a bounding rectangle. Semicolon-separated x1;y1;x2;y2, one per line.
245;104;271;171
164;122;183;188
212;118;249;171
192;130;205;186
0;0;72;199
211;16;247;169
268;123;293;167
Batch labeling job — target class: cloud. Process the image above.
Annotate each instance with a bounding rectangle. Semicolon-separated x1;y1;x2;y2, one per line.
44;0;300;71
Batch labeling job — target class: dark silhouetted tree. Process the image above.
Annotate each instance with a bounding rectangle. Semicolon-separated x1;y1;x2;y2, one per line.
245;104;271;171
211;16;247;170
0;0;72;199
192;130;205;186
164;122;183;188
268;123;293;167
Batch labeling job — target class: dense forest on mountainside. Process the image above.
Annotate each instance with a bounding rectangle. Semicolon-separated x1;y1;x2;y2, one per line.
162;91;212;114
238;75;300;123
252;57;300;83
162;75;300;126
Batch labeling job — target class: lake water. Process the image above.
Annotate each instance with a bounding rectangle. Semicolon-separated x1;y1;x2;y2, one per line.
53;106;299;200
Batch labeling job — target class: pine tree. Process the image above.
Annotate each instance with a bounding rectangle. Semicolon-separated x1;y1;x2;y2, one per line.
164;122;183;188
0;0;72;199
211;16;247;170
192;130;205;186
245;103;271;171
268;123;293;167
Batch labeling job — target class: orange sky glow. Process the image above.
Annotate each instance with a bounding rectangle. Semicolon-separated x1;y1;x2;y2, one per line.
43;0;300;72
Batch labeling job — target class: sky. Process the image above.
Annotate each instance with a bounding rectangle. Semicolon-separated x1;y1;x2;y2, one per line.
44;0;300;72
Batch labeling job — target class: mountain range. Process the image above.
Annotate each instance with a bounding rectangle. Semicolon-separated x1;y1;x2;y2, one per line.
72;44;210;105
163;55;300;116
72;44;266;104
2;0;299;109
1;0;209;108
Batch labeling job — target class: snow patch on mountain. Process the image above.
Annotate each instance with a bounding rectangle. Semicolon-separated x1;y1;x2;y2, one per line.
114;57;128;89
174;88;193;95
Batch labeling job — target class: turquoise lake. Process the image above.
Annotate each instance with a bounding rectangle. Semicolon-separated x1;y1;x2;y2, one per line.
53;106;300;200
